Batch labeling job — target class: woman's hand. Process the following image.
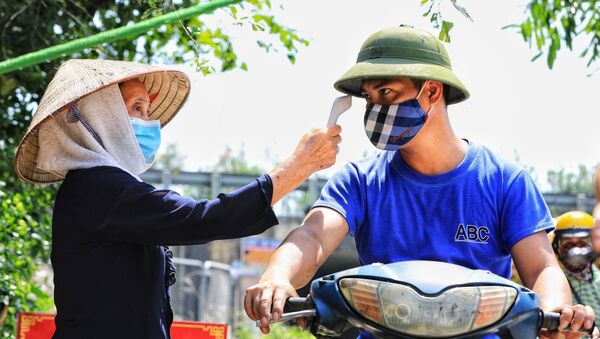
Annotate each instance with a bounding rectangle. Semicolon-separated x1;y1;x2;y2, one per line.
290;125;342;174
268;125;342;205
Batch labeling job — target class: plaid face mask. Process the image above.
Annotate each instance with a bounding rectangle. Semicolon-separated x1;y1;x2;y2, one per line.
363;82;429;150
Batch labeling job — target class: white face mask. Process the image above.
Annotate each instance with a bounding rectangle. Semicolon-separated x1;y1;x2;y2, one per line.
363;82;430;150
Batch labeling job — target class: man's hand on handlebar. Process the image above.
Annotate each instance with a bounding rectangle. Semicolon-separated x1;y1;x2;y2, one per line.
244;278;306;334
539;304;598;339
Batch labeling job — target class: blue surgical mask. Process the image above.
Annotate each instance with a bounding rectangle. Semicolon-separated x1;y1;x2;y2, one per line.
363;82;430;150
130;117;161;163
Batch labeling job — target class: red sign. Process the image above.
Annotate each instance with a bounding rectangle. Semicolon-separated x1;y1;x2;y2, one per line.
17;313;228;339
170;320;227;339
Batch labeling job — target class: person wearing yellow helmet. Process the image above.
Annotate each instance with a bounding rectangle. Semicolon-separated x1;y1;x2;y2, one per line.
244;25;597;339
553;211;600;317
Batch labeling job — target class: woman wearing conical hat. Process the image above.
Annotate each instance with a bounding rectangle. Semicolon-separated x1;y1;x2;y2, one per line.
14;59;342;339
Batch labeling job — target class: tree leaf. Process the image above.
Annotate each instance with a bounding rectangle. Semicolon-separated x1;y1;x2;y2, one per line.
547;42;558;68
531;50;544;62
0;78;17;96
450;0;473;22
30;286;47;299
439;20;454;42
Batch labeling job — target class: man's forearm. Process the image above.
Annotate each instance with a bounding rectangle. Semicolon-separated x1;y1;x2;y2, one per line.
260;228;323;289
531;265;573;311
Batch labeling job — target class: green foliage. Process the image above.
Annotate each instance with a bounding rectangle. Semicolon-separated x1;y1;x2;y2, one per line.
236;322;315;339
420;0;472;42
417;1;600;71
0;0;305;336
546;164;595;195
214;146;264;175
0;186;54;338
141;0;309;74
507;0;600;68
545;164;595;216
153;143;186;174
507;1;600;69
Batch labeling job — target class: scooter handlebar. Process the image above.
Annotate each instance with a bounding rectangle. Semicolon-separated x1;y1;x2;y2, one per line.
540;311;595;335
540;311;561;331
284;296;314;313
256;296;317;327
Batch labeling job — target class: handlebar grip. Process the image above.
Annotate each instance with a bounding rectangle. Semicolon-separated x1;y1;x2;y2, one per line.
540;311;561;331
540;311;595;335
284;296;314;313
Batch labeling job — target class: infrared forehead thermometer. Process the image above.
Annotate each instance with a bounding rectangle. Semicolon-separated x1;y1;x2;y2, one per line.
326;95;352;128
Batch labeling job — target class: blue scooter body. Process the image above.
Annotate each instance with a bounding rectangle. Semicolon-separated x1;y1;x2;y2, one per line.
309;261;542;338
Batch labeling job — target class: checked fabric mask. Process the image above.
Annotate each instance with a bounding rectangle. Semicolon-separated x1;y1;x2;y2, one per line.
364;81;431;150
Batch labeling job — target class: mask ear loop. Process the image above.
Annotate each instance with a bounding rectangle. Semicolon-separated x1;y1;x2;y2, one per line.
415;80;429;99
415;81;434;121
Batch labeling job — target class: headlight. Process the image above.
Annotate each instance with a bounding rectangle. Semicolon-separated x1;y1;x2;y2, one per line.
339;278;517;337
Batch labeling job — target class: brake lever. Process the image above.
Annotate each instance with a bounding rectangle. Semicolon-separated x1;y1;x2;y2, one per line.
255;309;317;326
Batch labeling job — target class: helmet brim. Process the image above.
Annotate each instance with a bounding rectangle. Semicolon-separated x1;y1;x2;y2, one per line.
334;58;469;105
555;229;592;238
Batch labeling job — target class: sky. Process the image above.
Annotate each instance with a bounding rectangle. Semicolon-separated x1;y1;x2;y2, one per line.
159;0;600;190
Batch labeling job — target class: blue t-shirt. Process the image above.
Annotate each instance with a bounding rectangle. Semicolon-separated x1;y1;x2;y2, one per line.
314;141;553;279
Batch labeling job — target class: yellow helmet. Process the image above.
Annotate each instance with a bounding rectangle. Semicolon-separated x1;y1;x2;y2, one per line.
552;211;594;252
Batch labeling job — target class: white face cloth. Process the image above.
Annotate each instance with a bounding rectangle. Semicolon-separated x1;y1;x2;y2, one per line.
36;84;151;179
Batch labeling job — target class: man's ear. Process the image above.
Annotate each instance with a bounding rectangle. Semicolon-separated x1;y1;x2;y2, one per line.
428;81;444;105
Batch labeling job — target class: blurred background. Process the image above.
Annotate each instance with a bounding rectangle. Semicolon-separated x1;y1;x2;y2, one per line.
1;0;599;337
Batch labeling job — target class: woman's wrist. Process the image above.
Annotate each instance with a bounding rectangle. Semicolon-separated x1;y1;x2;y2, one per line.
268;157;312;206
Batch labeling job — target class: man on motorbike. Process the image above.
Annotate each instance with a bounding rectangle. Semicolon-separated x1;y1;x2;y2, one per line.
553;211;600;317
244;25;598;338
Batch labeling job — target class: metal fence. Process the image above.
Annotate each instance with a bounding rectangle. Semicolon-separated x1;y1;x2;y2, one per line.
170;258;236;324
169;257;264;335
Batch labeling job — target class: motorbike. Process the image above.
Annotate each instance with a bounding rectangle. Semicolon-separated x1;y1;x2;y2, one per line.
262;260;593;338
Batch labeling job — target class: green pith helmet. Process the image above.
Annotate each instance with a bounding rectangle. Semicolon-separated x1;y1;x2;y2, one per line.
334;25;470;105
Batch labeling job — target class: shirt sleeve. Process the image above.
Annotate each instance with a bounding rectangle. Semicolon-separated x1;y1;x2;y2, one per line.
76;167;278;245
500;170;554;250
312;163;366;236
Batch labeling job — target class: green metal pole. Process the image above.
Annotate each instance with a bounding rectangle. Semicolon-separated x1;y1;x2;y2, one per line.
0;0;243;75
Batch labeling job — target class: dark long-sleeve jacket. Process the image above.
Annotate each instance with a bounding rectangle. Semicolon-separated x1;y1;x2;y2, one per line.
51;166;278;339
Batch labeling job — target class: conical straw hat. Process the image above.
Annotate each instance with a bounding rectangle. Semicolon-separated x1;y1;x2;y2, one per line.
14;59;191;184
